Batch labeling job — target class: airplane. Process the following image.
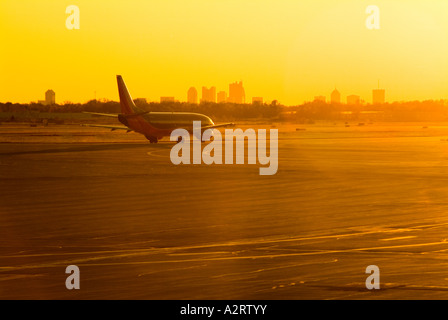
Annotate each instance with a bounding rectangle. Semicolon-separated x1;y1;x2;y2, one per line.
83;75;234;143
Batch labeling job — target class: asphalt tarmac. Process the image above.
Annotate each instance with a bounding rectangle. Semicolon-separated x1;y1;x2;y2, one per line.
1;122;448;299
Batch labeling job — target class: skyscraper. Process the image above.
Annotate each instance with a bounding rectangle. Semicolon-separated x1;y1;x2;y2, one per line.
201;86;216;103
228;81;245;104
217;91;227;103
187;87;198;104
372;89;385;104
45;90;55;105
331;88;341;104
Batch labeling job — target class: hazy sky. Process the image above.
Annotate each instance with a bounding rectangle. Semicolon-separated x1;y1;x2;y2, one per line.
1;0;447;105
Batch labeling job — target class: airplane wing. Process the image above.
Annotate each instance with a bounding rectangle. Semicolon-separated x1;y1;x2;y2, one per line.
83;111;149;118
83;112;119;118
202;122;236;130
81;124;133;132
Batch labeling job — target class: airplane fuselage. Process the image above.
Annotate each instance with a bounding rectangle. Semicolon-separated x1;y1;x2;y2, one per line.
119;111;215;141
83;75;232;143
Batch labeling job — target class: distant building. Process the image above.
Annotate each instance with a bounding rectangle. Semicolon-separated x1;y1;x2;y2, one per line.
347;95;360;105
160;97;175;103
45;90;55;105
372;89;385;104
187;87;198;104
228;81;245;104
134;98;147;105
252;97;263;105
217;91;227;103
314;95;326;103
201;86;216;103
331;88;341;104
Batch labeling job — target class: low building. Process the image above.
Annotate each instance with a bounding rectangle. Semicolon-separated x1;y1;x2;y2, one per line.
160;97;175;103
252;97;263;105
347;95;360;105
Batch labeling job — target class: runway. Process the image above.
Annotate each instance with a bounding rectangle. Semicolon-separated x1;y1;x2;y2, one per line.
2;122;448;299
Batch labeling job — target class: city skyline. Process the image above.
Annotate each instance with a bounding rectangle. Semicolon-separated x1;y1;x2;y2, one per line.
27;83;448;106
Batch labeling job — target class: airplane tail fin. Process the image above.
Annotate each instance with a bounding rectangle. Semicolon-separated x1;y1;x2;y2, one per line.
117;75;143;115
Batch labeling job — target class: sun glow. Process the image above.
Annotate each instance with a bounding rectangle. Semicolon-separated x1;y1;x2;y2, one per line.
1;0;447;105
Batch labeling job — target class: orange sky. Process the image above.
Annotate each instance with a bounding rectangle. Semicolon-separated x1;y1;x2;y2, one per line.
0;0;447;105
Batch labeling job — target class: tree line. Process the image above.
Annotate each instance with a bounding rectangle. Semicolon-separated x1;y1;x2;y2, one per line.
1;99;447;122
0;100;282;122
